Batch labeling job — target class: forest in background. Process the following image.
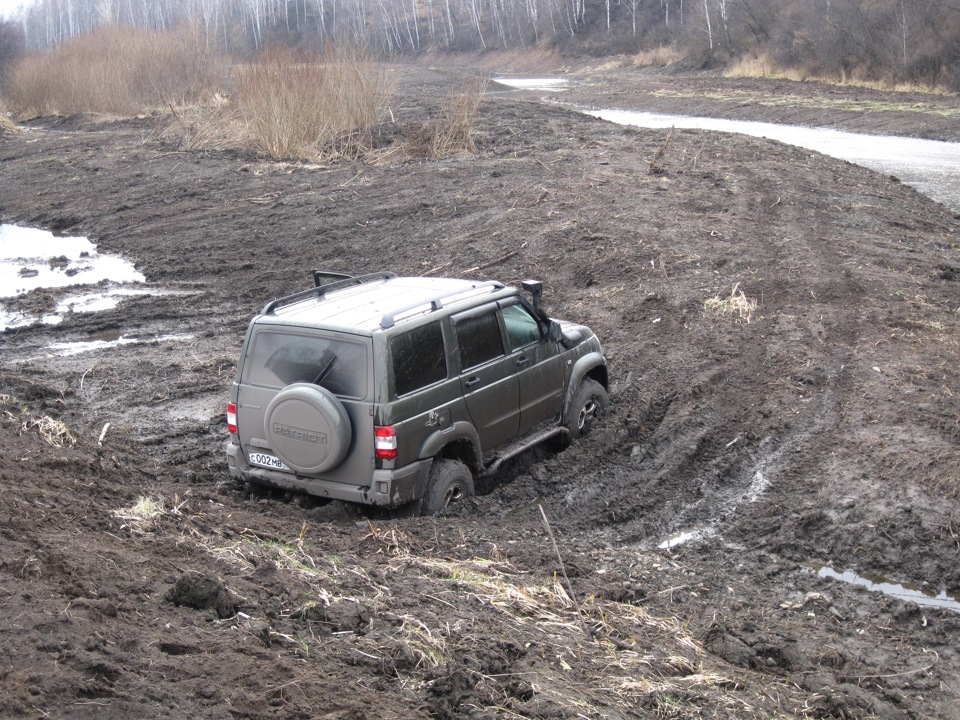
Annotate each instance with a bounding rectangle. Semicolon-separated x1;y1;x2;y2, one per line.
1;0;960;91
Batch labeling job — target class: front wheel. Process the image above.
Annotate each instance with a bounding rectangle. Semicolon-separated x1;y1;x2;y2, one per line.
422;459;475;515
566;378;608;441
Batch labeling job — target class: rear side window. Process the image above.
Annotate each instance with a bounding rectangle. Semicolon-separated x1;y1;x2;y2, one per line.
244;331;368;398
455;311;505;369
391;322;448;397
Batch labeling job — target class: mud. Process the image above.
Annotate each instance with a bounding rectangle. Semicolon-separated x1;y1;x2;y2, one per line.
1;64;959;719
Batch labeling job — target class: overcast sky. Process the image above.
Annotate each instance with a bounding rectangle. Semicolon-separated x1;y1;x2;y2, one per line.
0;0;32;20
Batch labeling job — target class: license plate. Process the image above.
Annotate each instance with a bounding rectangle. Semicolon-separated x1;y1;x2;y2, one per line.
248;452;289;471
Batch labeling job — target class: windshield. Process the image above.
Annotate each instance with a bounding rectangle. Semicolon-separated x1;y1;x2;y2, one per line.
243;330;368;398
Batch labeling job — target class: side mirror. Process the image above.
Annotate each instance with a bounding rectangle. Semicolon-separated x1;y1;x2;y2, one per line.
548;320;561;343
561;328;583;348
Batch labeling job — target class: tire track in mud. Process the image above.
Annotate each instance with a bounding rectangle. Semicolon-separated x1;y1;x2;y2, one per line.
540;135;875;550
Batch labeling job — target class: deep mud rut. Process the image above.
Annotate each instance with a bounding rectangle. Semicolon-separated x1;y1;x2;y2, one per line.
1;64;959;719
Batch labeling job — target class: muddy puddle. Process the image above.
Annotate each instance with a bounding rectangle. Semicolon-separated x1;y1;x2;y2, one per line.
492;77;569;92
0;224;199;331
1;223;144;297
805;563;960;613
44;332;195;357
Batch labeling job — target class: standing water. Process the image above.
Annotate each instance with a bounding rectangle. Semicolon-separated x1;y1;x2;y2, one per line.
586;109;960;212
0;224;146;330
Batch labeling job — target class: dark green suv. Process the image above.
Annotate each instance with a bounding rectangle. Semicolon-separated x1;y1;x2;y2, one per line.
226;271;608;514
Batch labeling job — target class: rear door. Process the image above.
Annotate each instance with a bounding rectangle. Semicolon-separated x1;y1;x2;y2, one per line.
235;327;373;478
451;304;520;450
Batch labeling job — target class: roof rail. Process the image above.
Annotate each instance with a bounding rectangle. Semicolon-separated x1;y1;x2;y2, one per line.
380;281;504;329
262;271;397;315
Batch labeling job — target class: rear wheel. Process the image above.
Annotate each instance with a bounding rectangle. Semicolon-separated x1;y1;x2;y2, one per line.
422;459;474;515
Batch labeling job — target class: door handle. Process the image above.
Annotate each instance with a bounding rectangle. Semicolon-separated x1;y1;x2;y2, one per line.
516;357;530;368
464;376;481;388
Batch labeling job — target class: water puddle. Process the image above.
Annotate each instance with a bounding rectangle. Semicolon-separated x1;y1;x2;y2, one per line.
657;526;714;550
493;77;568;92
804;562;960;613
45;332;195;357
1;224;144;297
584;109;960;211
0;224;187;332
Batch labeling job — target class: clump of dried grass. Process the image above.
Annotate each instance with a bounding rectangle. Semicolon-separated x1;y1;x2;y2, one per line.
25;415;76;447
113;493;187;533
627;46;685;69
235;44;389;161
3;393;76;446
704;283;758;323
429;78;487;159
8;25;225;117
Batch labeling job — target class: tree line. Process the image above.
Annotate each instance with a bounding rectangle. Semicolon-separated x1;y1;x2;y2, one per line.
3;0;960;89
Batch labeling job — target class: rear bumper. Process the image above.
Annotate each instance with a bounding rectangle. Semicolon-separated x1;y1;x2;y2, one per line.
226;441;431;507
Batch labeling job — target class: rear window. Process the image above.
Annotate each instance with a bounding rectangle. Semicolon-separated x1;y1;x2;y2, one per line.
391;322;448;397
243;330;368;398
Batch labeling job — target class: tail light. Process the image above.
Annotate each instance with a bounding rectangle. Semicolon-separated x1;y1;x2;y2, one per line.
374;425;397;460
227;402;237;434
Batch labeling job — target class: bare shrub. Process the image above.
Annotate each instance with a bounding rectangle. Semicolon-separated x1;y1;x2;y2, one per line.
628;45;686;68
429;77;487;159
235;45;389;161
9;25;226;117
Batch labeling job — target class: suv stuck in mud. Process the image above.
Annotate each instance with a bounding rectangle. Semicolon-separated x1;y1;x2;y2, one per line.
226;271;608;514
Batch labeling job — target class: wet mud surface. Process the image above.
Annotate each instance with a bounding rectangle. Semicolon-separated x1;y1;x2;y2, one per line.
1;65;959;719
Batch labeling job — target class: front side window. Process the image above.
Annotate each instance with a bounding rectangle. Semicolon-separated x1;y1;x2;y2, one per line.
455;311;505;370
501;303;542;351
244;331;367;398
391;322;448;397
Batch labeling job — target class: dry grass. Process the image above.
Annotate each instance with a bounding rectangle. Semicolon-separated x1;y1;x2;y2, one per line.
8;25;226;117
626;46;686;69
726;53;954;94
3;393;76;446
429;78;487;159
25;415;76;447
113;493;187;533
159;93;242;152
235;45;389;161
0;97;17;134
174;519;805;716
704;283;758;323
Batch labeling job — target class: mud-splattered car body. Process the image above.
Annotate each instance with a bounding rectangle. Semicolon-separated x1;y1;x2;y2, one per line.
226;272;607;514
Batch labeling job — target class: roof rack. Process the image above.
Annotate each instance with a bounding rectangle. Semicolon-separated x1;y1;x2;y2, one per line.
380;281;504;329
261;271;397;315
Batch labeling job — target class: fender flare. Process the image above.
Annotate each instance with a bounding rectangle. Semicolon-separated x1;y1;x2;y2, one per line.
418;421;483;472
562;352;608;425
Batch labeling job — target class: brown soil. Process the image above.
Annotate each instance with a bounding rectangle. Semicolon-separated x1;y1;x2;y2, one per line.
1;64;959;720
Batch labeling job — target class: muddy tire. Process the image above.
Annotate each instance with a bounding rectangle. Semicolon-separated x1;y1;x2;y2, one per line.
422;459;474;515
566;378;608;441
263;383;351;474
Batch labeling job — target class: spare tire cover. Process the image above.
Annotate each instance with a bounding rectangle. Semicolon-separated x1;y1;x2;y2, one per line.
264;383;352;474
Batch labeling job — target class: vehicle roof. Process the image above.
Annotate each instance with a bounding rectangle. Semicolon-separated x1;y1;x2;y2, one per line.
257;276;515;333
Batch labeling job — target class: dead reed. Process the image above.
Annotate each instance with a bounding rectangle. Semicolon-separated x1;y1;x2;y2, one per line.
235;45;389;161
9;25;225;117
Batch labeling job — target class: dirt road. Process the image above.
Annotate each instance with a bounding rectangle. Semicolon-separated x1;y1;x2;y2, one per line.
1;64;959;719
